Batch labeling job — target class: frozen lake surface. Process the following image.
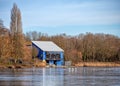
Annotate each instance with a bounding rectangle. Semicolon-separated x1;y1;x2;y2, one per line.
0;67;120;86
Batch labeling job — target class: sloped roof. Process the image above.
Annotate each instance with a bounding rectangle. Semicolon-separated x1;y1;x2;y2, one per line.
32;41;64;52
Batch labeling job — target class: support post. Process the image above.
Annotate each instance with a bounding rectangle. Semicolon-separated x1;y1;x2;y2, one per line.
60;52;63;59
43;51;46;61
56;52;64;66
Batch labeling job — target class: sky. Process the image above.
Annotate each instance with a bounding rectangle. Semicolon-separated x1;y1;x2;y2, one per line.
0;0;120;36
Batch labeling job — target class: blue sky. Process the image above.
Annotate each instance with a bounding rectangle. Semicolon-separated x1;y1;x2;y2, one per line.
0;0;120;36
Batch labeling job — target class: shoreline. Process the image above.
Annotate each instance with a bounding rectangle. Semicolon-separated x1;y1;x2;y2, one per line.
74;62;120;67
0;62;120;69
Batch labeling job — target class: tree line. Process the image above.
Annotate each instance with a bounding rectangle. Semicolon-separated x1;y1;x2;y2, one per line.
25;31;120;63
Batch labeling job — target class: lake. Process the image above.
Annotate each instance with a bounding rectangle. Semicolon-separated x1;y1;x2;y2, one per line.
0;67;120;86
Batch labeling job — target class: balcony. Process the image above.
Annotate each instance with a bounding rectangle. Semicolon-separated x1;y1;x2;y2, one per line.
46;57;60;60
46;54;60;60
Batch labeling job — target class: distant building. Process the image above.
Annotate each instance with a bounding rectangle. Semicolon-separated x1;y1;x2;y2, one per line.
32;41;64;66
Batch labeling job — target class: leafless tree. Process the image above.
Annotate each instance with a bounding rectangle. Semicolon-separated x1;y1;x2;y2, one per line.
10;3;24;63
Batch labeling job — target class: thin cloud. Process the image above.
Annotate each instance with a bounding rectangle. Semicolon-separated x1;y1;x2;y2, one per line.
0;0;120;37
22;0;120;27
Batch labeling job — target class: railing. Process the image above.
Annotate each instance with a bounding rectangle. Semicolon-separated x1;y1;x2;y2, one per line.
46;57;61;60
46;54;61;60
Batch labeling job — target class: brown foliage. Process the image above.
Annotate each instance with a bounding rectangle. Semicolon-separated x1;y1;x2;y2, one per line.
0;36;11;59
25;31;120;63
10;3;24;62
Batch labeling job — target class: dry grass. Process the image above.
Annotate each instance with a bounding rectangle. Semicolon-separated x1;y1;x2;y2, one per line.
75;62;120;67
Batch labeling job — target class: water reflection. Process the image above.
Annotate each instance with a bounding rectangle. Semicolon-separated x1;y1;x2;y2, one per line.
42;68;64;86
0;67;120;86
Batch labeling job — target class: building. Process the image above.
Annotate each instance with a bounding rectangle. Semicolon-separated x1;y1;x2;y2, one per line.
32;41;64;66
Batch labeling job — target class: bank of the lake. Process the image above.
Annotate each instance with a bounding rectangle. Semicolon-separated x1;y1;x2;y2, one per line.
75;62;120;67
0;61;46;69
0;62;120;69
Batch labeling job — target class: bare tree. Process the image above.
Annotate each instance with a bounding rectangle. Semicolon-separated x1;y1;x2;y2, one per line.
0;19;4;28
0;19;11;63
10;3;24;63
10;3;22;35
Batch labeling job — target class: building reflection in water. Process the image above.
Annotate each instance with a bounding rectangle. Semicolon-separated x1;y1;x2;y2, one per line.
42;68;64;86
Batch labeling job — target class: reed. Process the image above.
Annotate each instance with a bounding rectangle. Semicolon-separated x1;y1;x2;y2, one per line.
75;62;120;67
